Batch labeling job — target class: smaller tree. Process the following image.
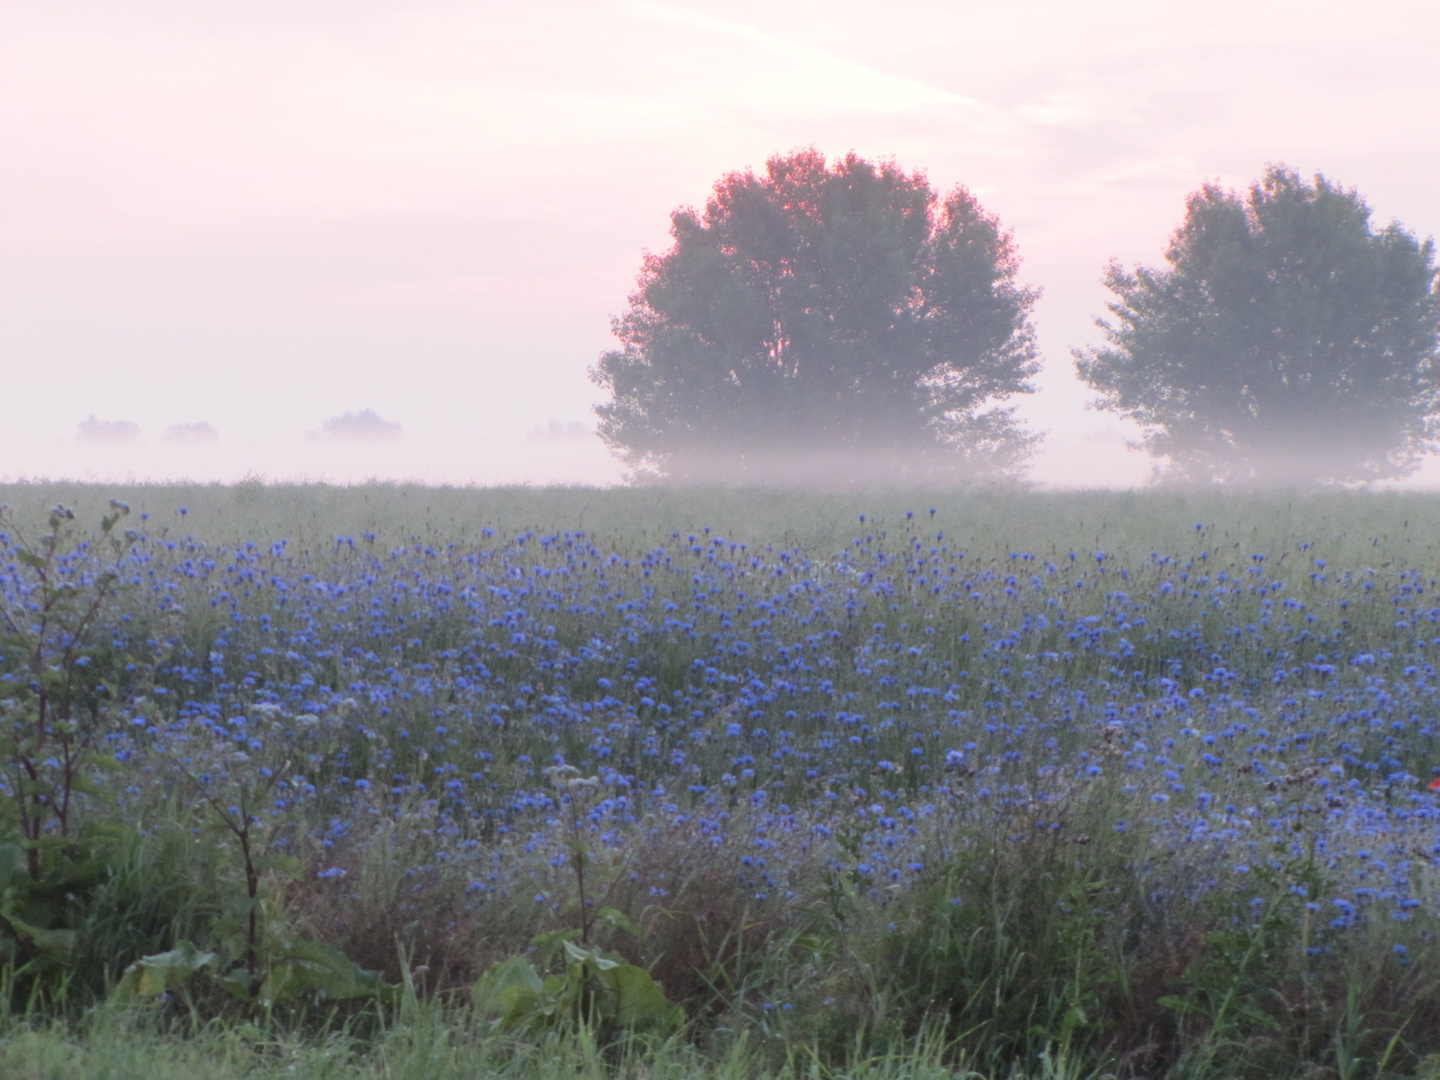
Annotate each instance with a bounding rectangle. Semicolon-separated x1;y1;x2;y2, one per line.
306;409;402;443
527;420;593;443
162;422;219;444
1075;166;1440;485
76;416;140;444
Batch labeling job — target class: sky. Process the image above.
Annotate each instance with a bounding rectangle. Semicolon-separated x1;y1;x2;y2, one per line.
1;0;1438;487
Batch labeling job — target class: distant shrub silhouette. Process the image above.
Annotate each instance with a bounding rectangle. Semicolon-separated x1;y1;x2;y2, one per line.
162;422;219;444
527;420;593;443
306;409;402;443
76;416;140;443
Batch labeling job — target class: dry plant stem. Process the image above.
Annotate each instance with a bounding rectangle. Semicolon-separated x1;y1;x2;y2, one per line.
183;765;285;999
568;790;630;946
48;587;112;844
573;845;590;945
0;512;118;877
240;795;260;996
534;776;631;946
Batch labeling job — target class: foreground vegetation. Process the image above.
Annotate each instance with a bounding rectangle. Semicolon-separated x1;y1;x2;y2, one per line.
5;481;1440;1078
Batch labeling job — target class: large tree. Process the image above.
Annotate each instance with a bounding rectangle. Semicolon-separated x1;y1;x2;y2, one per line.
1075;166;1440;485
591;149;1041;484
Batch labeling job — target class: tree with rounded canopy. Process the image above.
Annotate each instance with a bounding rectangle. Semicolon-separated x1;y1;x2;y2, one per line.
591;149;1041;484
1075;165;1440;485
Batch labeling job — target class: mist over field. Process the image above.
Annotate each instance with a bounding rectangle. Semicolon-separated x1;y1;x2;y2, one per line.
4;5;1440;1077
3;1;1437;492
1;428;1429;492
0;430;1153;490
0;430;623;487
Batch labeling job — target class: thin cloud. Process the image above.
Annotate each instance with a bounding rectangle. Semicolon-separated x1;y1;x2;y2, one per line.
633;3;992;117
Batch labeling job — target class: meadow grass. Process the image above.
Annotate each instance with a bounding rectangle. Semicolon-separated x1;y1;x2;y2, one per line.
0;1009;973;1080
4;481;1440;1078
5;478;1440;561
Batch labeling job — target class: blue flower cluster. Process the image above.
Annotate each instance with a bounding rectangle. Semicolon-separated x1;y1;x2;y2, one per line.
5;515;1440;934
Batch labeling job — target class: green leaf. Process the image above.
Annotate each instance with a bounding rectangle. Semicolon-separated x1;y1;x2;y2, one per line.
214;969;258;1002
258;963;303;1006
17;551;46;570
262;939;396;1004
592;906;639;937
529;926;581;966
472;956;544;1017
598;962;684;1031
563;939;619;970
531;927;581;950
0;843;25;894
111;940;217;1004
1;909;77;958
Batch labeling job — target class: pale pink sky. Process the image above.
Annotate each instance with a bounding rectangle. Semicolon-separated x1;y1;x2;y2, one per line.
2;0;1438;486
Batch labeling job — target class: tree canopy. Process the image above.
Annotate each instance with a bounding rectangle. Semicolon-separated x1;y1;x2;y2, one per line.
591;149;1040;484
1075;166;1440;485
77;416;140;443
307;409;402;443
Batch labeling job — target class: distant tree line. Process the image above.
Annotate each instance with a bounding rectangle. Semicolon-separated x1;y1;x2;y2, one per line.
592;151;1440;486
72;410;406;446
76;417;218;444
304;409;403;443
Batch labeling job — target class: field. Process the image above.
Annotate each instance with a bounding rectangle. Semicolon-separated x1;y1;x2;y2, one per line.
4;481;1440;1079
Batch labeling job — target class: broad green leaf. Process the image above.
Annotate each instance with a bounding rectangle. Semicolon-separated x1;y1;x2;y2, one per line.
602;962;684;1030
266;939;396;1002
2;914;77;958
472;956;544;1016
0;843;24;893
563;939;618;970
214;969;259;1002
500;985;548;1021
258;963;303;1006
592;906;639;936
530;927;580;952
111;940;217;1004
